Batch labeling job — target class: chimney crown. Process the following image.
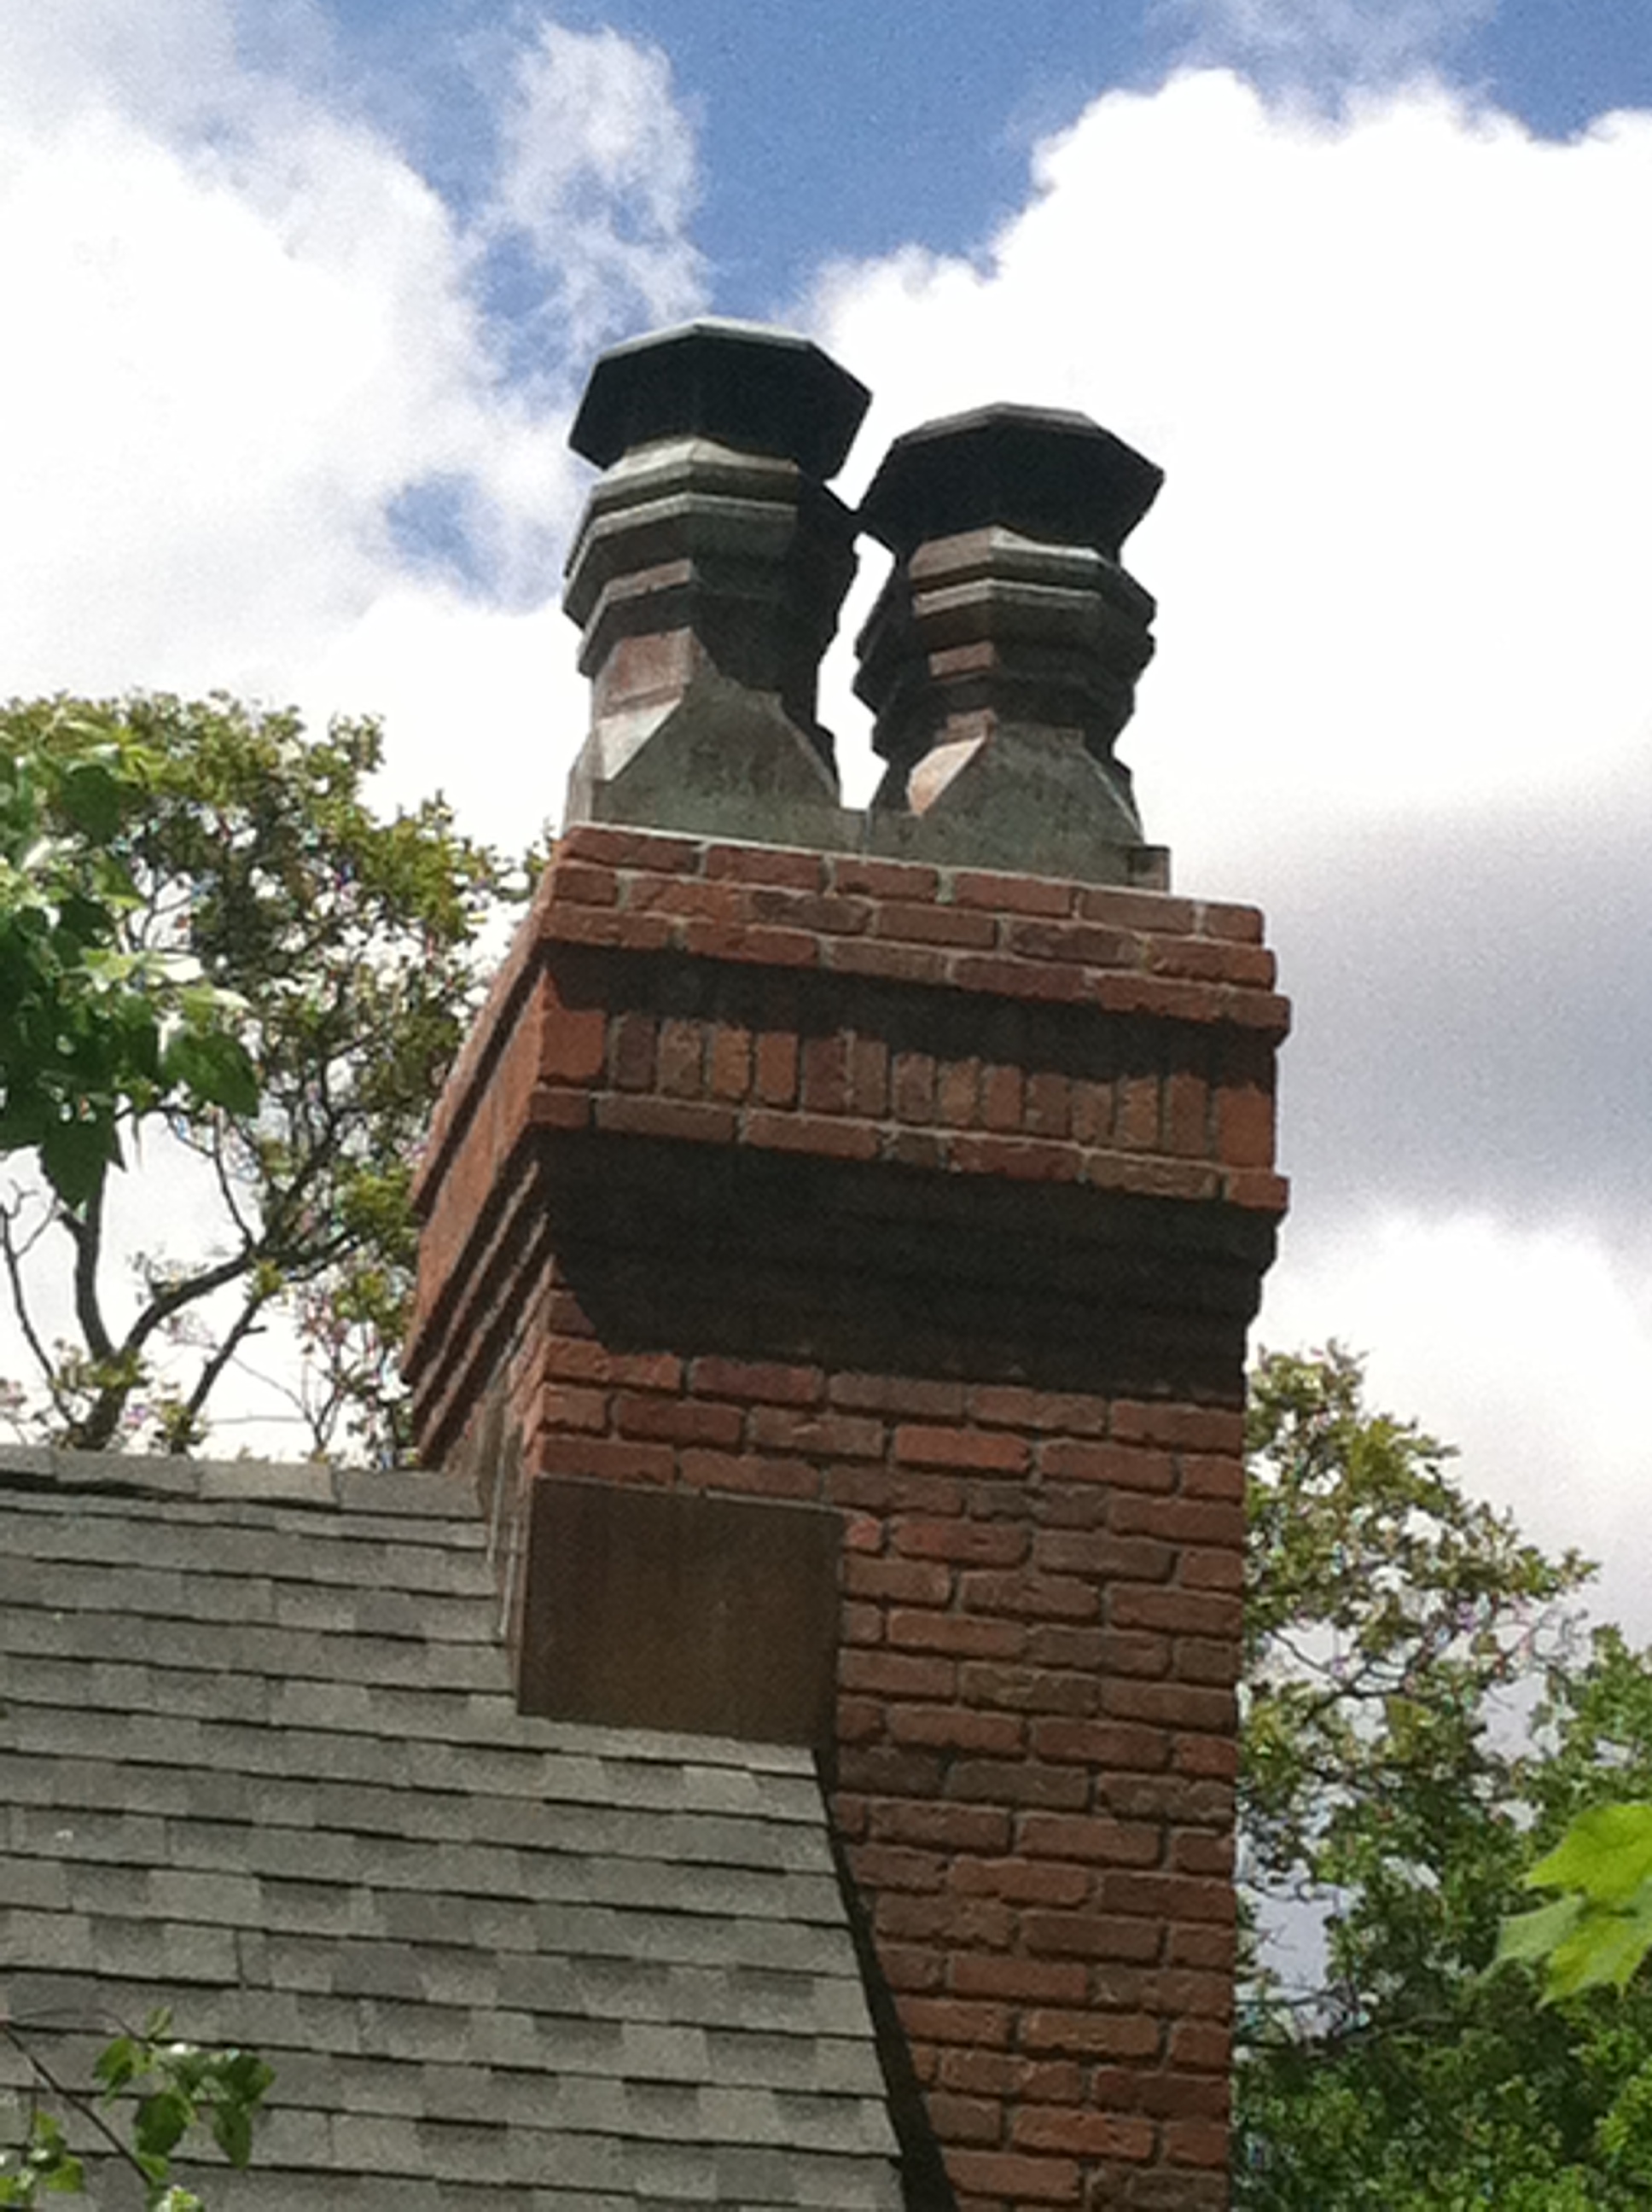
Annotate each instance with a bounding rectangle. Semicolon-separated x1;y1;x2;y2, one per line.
859;401;1163;561
570;317;870;480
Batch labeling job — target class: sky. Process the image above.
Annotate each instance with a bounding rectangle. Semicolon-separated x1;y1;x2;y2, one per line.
2;0;1650;1630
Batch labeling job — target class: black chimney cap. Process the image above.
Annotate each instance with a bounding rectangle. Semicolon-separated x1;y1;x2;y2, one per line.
570;318;870;481
859;404;1163;561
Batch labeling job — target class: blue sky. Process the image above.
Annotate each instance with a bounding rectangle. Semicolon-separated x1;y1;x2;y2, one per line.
319;0;1652;317
2;0;1652;1626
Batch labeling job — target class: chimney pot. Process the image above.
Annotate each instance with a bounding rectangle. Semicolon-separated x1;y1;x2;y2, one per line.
561;321;869;850
857;405;1168;887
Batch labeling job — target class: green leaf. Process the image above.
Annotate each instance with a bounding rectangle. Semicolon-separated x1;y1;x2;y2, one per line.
40;1113;115;1209
1528;1803;1652;1907
133;2087;191;2161
160;1027;259;1117
1493;1892;1584;1968
56;760;125;841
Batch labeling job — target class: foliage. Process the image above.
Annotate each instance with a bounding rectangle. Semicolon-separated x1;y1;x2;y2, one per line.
1499;1802;1652;2001
1236;1348;1652;2208
0;2010;270;2208
0;694;527;1462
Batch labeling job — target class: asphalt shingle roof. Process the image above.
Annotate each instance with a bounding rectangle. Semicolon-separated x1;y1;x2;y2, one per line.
0;1446;903;2209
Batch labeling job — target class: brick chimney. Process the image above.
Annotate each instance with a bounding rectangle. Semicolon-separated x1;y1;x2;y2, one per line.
405;320;1288;2211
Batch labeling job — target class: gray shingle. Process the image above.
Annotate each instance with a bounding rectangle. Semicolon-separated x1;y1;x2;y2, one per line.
0;1446;902;2208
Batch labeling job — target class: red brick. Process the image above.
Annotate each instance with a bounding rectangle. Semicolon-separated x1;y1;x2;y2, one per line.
832;1369;967;1419
950;954;1091;1003
1173;1735;1239;1780
1021;2008;1162;2059
1216;1080;1274;1167
958;1663;1096;1718
1013;2107;1156;2161
1163;2119;1231;2168
893;1049;938;1121
745;1108;881;1161
870;1802;1012;1853
682;917;819;968
535;1434;674;1486
960;1571;1099;1622
1032;1718;1169;1771
1169;2022;1231;2071
749;888;875;935
1179;1545;1244;1592
609;1010;657;1090
1020;1815;1165;1866
800;1032;851;1114
689;1355;823;1405
1023;1070;1072;1138
852;1843;946;1893
1226;1166;1291;1209
558;824;701;872
1112;1494;1244;1547
1109;1588;1242;1638
1172;1637;1239;1686
704;841;825;888
846;1554;953;1606
1105;1681;1236;1733
888;1704;1026;1755
707;1022;752;1101
1180;1452;1243;1500
887;1611;1026;1660
922;2093;1002;2145
945;2151;1080;2204
951;1953;1087;2005
613;1394;742;1447
840;1649;957;1700
677;1447;820;1500
753;1029;799;1106
968;1386;1108;1435
946;1761;1090;1811
875;900;997;950
594;1095;736;1145
832;855;940;900
980;1064;1024;1131
656;1016;706;1097
1005;919;1136;968
951;870;1073;917
828;1465;963;1516
536;1383;608;1435
748;1406;883;1458
538;1004;608;1085
936;1059;980;1127
949;1858;1091;1907
896;1996;1010;2049
826;936;950;987
848;1033;890;1115
896;1425;1030;1474
894;1517;1028;1566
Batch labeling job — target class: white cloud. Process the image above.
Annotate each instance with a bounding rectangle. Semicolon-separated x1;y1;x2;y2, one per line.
805;68;1652;1626
1157;0;1495;89
0;5;708;851
1262;1212;1652;1638
811;72;1652;876
490;19;707;356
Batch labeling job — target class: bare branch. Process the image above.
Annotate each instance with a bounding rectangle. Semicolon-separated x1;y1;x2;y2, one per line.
0;1199;63;1399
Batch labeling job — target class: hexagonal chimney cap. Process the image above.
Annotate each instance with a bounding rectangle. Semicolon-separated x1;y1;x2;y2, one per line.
569;317;871;481
859;403;1163;561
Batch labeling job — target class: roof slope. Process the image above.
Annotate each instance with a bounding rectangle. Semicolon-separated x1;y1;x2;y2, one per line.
0;1447;902;2209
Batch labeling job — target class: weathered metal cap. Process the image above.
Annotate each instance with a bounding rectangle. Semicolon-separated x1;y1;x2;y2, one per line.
859;404;1163;561
569;317;871;480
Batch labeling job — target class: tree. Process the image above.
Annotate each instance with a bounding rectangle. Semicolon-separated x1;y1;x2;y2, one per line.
1236;1348;1652;2207
1;2008;270;2209
0;694;526;1462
